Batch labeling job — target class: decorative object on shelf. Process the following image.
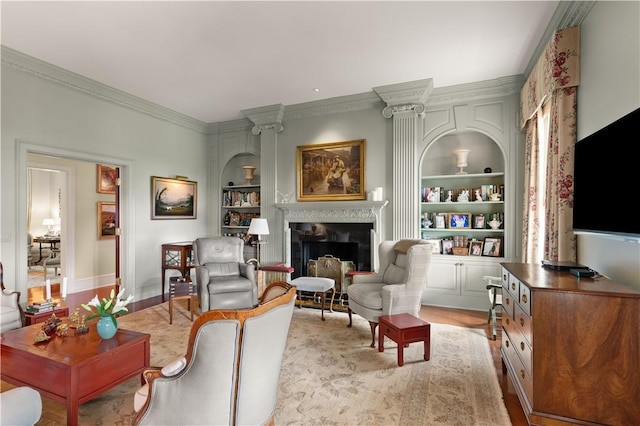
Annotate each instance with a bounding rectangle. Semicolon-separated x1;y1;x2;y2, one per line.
276;190;292;204
474;189;483;202
151;176;197;220
489;192;501;201
228;181;234;186
243;165;257;185
442;239;454;255
421;213;432;229
482;237;502;257
456;190;470;202
297;139;365;201
435;214;446;229
248;218;270;267
488;218;502;230
484;167;492;173
447;213;471;229
473;214;486;229
81;287;133;339
445;190;453;202
453;149;471;174
428;190;439;203
76;315;89;334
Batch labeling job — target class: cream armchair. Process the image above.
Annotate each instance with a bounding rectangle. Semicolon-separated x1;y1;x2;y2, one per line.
0;387;42;425
193;237;258;311
1;262;24;334
347;239;432;347
133;282;296;426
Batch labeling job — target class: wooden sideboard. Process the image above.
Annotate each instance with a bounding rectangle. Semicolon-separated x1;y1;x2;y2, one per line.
500;263;639;426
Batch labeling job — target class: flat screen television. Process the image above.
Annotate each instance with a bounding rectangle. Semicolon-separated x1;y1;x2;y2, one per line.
573;107;640;238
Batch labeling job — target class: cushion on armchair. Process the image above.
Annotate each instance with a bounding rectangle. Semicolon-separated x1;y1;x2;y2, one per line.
205;262;240;277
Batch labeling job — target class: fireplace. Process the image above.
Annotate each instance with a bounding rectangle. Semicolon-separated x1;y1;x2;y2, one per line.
276;200;388;277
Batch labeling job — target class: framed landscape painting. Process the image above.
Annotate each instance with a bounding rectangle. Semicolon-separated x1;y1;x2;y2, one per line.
151;176;197;219
97;164;117;194
97;202;116;239
296;139;365;201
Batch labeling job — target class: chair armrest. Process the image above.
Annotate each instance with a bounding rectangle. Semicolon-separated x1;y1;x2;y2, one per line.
486;283;502;290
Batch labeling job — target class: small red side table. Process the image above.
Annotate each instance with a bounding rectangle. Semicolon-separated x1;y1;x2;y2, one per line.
24;306;69;326
169;276;195;325
378;313;431;366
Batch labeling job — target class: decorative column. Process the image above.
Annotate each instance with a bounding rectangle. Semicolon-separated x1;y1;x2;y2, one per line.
373;79;433;239
242;104;285;265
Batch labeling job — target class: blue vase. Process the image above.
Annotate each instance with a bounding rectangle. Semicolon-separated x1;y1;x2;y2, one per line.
96;316;118;339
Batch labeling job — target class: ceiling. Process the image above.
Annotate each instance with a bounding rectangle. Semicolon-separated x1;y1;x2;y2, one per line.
1;1;560;124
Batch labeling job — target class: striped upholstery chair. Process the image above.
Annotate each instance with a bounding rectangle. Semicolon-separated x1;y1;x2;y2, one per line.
347;240;432;347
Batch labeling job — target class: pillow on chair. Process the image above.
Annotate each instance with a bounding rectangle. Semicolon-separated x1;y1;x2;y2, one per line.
205;263;240;277
383;263;406;284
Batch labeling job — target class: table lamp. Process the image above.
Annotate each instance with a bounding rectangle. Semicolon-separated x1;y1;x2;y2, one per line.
42;218;55;236
248;218;269;267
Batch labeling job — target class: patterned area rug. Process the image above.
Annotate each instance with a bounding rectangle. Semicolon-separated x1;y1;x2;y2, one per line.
3;302;511;425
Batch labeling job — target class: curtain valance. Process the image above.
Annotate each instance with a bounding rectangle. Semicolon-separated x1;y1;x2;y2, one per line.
520;26;580;129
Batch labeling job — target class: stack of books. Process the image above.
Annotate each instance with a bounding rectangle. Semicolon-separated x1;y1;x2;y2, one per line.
25;301;56;314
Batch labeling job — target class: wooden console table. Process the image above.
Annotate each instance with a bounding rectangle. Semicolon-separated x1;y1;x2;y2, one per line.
500;262;639;426
161;242;195;302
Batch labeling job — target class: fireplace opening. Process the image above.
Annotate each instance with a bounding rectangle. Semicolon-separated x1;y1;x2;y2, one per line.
289;222;372;279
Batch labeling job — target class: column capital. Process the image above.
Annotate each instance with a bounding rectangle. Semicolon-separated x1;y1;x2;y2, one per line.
251;122;284;135
242;104;285;135
373;78;433;118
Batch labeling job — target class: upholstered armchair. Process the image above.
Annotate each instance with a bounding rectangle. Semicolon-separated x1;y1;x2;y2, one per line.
193;237;257;312
0;386;42;425
0;262;24;334
42;248;61;280
347;239;432;347
133;282;296;426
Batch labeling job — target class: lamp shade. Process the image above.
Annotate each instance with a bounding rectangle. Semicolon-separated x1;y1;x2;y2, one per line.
42;218;55;226
248;218;269;236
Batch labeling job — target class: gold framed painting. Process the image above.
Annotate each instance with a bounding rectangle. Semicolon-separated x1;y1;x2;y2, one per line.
296;139;365;201
151;176;197;219
97;164;117;194
97;202;116;239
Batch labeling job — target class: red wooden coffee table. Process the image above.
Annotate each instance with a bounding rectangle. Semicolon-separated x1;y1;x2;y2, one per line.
1;321;150;426
378;313;431;366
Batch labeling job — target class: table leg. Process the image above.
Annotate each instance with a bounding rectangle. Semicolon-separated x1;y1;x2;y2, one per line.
67;390;79;426
378;328;384;353
424;324;431;361
398;332;405;366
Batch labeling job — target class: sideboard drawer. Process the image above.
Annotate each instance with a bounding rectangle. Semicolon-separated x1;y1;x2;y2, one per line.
514;301;532;346
519;283;531;316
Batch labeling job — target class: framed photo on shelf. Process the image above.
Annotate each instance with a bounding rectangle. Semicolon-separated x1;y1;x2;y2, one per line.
97;202;116;239
424;238;442;254
473;214;485;229
151;176;197;220
469;240;483;256
441;239;454;255
448;212;471;229
97;164;117;194
296;139;365;202
435;214;447;229
482;237;502;257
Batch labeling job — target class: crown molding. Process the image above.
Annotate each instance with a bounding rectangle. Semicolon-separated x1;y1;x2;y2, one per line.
1;46;209;134
426;75;524;106
283;92;384;121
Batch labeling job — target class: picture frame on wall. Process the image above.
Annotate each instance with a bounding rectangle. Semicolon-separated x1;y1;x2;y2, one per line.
482;237;502;257
151;176;197;219
97;202;116;239
447;212;471;229
97;164;117;194
296;139;365;201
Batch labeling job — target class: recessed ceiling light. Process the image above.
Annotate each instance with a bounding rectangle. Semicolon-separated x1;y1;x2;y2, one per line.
313;88;320;92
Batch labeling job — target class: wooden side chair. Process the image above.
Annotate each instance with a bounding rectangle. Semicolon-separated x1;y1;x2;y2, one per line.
484;275;503;340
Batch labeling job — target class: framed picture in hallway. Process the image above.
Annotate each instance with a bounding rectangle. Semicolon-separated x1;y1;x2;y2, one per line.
296;139;365;202
97;164;117;194
151;176;197;219
98;202;116;239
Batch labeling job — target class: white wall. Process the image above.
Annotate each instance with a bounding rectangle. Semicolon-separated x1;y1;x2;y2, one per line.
576;1;640;289
1;57;209;301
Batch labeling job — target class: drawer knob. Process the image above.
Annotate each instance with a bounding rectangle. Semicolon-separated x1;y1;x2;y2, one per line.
520;369;525;379
520;342;525;351
505;318;510;325
521;294;528;303
511;283;516;290
505;299;510;306
520;318;524;327
505;340;510;348
503;274;506;280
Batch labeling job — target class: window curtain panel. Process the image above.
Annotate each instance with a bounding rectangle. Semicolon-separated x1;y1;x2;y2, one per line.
520;26;580;263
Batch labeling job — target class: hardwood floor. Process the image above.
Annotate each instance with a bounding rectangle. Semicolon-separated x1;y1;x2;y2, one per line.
28;283;527;426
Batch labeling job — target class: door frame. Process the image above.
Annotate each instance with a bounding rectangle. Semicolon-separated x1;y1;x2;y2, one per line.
16;140;135;299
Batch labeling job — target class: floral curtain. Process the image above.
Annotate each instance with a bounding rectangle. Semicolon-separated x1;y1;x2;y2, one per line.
521;26;580;263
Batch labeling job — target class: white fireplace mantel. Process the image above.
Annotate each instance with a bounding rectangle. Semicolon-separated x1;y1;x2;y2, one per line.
276;200;388;271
